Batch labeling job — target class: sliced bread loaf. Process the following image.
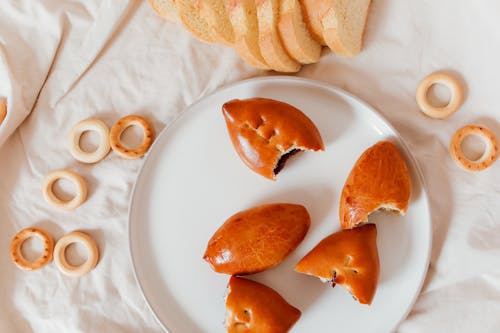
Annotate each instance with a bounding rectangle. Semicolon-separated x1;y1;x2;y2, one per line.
278;0;322;64
199;0;235;45
322;0;372;56
256;0;301;72
226;0;270;69
176;0;214;43
148;0;180;22
300;0;330;45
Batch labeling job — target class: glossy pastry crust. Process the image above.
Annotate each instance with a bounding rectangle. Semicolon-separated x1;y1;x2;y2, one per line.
295;224;379;305
204;203;310;275
339;141;411;229
225;276;301;333
223;98;324;180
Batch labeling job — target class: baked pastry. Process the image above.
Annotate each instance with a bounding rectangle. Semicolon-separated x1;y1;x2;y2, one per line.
256;0;301;72
295;224;379;305
222;98;324;180
225;276;301;332
199;0;235;45
148;0;180;22
226;0;270;69
278;0;322;64
340;141;411;229
321;0;372;56
203;203;310;275
176;0;214;43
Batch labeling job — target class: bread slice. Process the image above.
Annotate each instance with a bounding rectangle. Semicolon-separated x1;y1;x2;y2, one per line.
339;141;411;229
278;0;322;64
256;0;301;72
148;0;180;22
322;0;372;56
199;0;235;45
226;0;270;69
300;0;330;45
176;0;214;43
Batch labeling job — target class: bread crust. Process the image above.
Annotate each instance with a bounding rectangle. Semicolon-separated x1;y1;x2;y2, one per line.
299;0;329;45
278;0;322;64
256;0;301;72
222;98;324;180
226;276;301;332
148;0;180;22
203;203;310;275
295;224;379;305
339;141;411;229
177;0;214;42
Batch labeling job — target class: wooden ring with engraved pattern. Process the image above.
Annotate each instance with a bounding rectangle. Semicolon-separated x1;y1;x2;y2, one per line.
416;72;463;119
450;125;498;171
10;228;54;271
109;115;155;159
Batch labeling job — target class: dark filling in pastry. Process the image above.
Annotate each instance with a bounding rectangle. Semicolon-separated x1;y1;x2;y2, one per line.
273;149;300;175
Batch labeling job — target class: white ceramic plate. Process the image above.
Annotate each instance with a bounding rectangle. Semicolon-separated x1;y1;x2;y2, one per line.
129;76;432;333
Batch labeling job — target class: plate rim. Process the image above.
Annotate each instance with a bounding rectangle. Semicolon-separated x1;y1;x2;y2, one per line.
127;75;433;333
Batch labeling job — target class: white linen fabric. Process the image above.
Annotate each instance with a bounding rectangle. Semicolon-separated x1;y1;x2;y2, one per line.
0;0;499;332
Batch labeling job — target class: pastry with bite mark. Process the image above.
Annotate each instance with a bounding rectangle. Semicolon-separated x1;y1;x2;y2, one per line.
203;203;310;275
225;276;301;333
340;141;411;229
295;224;379;305
223;98;324;180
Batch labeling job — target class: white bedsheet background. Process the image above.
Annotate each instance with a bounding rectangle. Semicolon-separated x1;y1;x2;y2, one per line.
0;0;499;332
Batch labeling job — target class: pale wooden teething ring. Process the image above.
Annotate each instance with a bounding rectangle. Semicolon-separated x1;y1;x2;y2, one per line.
416;72;463;119
0;100;6;125
68;118;110;163
109;115;155;159
43;169;87;210
10;227;54;271
450;125;498;171
54;231;99;277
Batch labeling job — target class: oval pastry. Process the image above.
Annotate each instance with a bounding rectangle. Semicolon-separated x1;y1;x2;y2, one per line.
339;141;411;229
203;203;310;275
295;224;379;305
225;276;301;333
222;98;324;180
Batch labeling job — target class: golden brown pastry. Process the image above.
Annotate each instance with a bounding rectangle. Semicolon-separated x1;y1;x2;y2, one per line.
222;98;324;180
339;141;411;229
295;224;379;305
203;203;310;275
225;276;301;333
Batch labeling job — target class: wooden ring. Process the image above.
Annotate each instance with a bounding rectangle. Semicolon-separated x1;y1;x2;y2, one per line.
416;72;463;119
109;115;155;159
450;125;498;171
0;100;6;126
54;231;99;277
10;228;54;270
68;118;110;163
43;169;87;210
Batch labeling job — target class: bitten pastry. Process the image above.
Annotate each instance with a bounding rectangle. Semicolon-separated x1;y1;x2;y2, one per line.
203;203;310;275
222;98;324;180
340;141;411;229
295;224;379;305
225;276;301;333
